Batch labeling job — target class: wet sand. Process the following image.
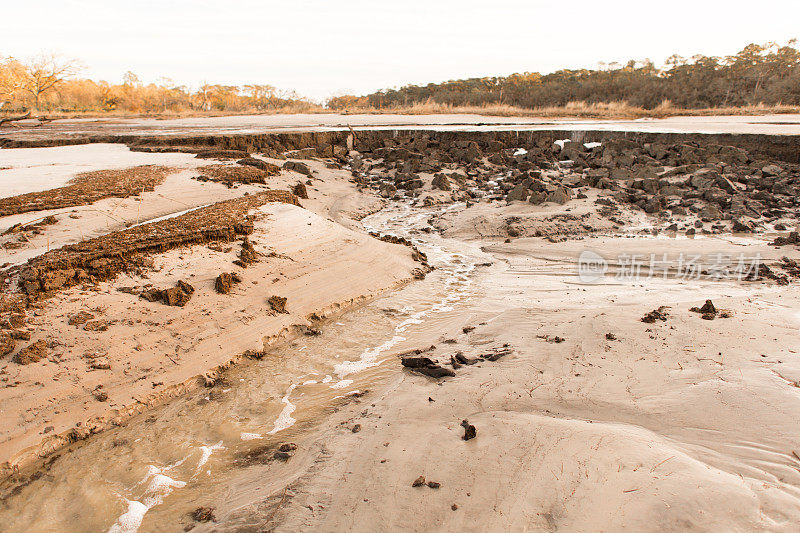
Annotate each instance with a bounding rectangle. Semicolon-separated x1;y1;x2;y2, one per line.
3;113;800;140
0;131;799;531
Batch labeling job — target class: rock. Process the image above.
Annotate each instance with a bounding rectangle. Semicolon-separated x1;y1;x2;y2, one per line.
528;191;547;205
215;272;242;294
762;164;783;177
190;507;215;523
545;186;571;205
163;286;192;307
461;420;476;441
268;295;288;314
239;237;259;265
412;476;426;487
506;184;529;202
379;183;397;198
641;307;669;323
732;218;756;233
139;289;163;303
93;389;109;402
13;339;47;365
273;451;292;461
605;333;617;341
68;311;95;326
431;174;451;191
352;424;361;433
283;161;313;176
452;504;459;511
699;205;722;221
237;157;275;171
427;481;441;489
690;300;718;320
0;333;16;357
401;357;436;368
292;182;309;199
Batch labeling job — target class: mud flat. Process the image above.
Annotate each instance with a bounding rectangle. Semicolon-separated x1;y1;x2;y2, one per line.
0;125;799;531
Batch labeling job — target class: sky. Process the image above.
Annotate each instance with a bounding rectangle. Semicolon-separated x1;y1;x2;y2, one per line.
4;0;800;101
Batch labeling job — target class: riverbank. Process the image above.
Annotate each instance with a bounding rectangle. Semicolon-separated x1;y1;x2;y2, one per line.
0;127;799;531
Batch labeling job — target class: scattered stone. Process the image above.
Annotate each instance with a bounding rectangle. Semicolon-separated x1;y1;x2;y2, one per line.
690;299;719;320
427;481;441;489
352;424;362;433
268;295;288;314
215;272;242;294
68;311;94;326
190;507;216;523
605;333;617;341
641;306;669;323
412;475;426;487
292;182;309;199
13;339;47;365
283;161;313;176
93;388;109;402
461;420;476;441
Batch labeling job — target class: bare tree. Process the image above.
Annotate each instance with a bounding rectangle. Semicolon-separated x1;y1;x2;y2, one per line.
20;54;82;112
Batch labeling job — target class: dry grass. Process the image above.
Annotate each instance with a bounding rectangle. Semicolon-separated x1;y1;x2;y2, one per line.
4;101;799;121
331;101;800;120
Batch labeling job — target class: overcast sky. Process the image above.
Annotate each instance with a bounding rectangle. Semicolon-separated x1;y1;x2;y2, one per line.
4;0;799;101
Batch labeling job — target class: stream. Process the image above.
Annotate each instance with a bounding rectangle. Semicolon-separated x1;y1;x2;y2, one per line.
0;201;492;533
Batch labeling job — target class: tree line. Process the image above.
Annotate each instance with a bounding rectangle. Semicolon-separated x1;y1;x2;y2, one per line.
328;41;800;111
0;54;317;114
2;41;799;115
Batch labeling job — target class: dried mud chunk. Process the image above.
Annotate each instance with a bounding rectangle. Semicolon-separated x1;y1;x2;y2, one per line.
190;506;216;523
214;272;242;294
68;311;95;326
268;295;288;314
292;182;309;199
239;237;259;265
13;339;47;365
0;332;16;357
401;356;436;369
641;306;669;323
163;286;192;307
283;161;313;176
461;420;476;441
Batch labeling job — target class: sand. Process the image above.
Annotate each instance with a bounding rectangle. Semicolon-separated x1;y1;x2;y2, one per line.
1;133;800;532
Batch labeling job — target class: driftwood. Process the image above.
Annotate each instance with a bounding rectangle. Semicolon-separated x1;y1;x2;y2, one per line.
0;112;31;128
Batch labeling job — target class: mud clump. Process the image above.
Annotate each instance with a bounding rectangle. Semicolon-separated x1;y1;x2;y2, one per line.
0;166;174;217
237;157;279;172
690;299;731;320
292;182;309;199
140;280;195;306
190;506;216;522
641;306;669;323
283;161;313;176
215;272;242;294
195;149;250;160
13;339;47;365
195;164;279;187
67;311;95;326
0;332;16;357
401;355;456;378
461;420;477;441
17;191;299;301
268;295;288;314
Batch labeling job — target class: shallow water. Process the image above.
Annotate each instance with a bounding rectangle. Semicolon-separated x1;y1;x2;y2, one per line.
0;201;490;532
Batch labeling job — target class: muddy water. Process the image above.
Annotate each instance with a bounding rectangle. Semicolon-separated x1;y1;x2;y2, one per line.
0;201;491;532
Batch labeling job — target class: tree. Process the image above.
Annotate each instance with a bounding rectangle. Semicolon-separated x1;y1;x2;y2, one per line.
20;54;82;112
0;57;25;110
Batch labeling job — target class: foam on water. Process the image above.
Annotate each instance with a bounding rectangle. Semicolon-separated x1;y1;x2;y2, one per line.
267;383;298;434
